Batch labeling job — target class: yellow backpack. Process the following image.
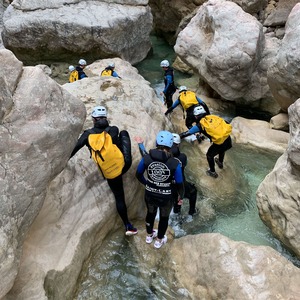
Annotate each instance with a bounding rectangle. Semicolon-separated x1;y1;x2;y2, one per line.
179;91;199;110
88;130;125;179
200;115;232;145
101;69;113;77
69;70;79;83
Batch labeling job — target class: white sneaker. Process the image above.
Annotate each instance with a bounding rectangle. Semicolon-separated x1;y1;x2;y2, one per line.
154;235;168;249
145;230;158;244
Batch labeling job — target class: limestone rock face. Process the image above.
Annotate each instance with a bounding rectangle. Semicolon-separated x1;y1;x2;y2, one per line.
174;0;280;114
0;49;86;299
149;0;200;40
230;0;268;14
256;99;300;258
168;234;300;299
2;0;153;64
264;0;299;27
270;113;289;131
231;116;289;154
267;3;300;112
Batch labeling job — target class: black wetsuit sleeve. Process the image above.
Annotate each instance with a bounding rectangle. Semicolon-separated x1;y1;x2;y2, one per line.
181;153;187;169
176;182;185;199
70;130;90;158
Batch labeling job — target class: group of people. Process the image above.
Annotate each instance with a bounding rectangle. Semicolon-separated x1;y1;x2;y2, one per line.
69;59;232;249
68;59;120;83
160;59;232;178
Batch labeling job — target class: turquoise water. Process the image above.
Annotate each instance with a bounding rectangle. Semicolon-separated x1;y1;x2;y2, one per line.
75;36;299;299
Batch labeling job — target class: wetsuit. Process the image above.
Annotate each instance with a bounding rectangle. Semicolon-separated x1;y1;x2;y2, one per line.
163;67;176;108
136;149;184;239
165;91;210;129
171;145;197;215
70;118;132;227
137;142;197;216
180;117;232;173
75;66;87;80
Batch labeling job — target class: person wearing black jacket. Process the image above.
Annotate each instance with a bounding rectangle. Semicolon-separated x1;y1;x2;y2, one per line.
171;133;198;217
136;131;184;249
75;59;88;80
70;106;137;236
160;60;177;108
135;134;198;218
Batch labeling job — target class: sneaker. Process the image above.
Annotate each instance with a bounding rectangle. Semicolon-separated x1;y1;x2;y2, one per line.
146;230;158;244
215;157;224;169
189;208;199;216
154;235;168;249
125;224;138;236
206;170;218;178
185;215;193;223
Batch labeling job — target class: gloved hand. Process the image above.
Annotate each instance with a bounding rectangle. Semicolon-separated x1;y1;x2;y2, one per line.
196;134;205;143
179;131;190;139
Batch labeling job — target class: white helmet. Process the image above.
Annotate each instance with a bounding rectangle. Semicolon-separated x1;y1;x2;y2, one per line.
160;60;169;67
108;62;115;68
193;106;206;116
69;65;75;72
78;59;87;66
172;133;181;145
91;106;107;118
179;86;187;93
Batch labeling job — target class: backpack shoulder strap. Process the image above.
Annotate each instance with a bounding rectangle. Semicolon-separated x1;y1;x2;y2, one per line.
104;126;111;133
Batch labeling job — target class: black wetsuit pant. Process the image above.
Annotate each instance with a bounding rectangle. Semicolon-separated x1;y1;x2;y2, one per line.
207;136;232;172
164;90;175;108
185;106;197;129
145;194;173;239
173;181;197;215
107;175;129;227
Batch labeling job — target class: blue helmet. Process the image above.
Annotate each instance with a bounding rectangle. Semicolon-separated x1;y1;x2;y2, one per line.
156;130;174;148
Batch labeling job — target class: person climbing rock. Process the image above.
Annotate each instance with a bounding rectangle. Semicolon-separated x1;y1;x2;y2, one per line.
164;86;210;129
70;106;137;236
135;131;184;248
76;59;88;80
101;62;121;78
179;106;232;179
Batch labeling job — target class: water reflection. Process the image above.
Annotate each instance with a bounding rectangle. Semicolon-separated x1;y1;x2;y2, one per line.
76;232;184;300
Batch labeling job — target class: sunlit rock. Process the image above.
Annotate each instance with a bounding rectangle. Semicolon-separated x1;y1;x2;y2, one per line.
2;0;152;64
267;3;300;112
231;116;289;154
174;0;280;114
168;233;300;299
0;49;85;299
257;99;300;258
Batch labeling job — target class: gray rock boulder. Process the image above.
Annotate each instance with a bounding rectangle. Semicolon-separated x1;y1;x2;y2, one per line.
256;99;300;258
2;0;152;64
264;0;299;27
174;0;280;114
267;3;300;112
0;49;86;298
168;233;300;299
231;0;268;14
